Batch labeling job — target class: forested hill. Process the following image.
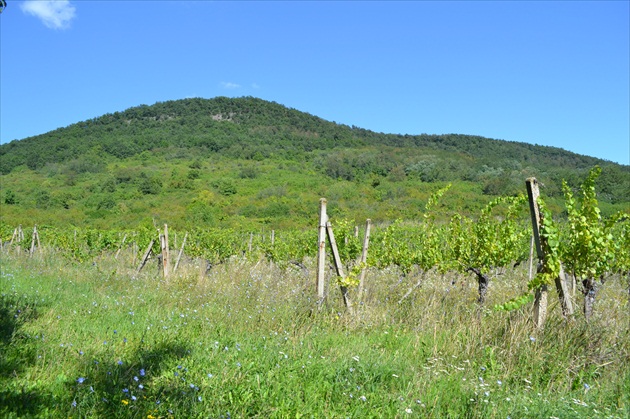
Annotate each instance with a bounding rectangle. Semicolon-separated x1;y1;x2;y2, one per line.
0;96;619;173
0;96;628;230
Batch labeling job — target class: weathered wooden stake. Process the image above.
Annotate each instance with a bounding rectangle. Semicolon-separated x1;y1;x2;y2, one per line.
29;225;39;257
527;178;548;328
162;224;170;278
526;177;573;328
115;234;127;259
316;198;328;302
528;235;535;281
326;221;354;314
357;219;371;303
137;239;155;274
173;232;188;273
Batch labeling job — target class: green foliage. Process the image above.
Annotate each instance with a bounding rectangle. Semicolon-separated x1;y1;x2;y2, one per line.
561;166;620;281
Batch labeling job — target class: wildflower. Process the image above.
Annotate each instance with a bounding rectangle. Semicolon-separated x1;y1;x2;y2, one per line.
76;377;85;384
117;360;123;365
198;396;202;402
140;369;146;376
405;408;413;414
122;388;129;393
529;336;536;342
71;400;77;408
207;373;213;378
497;380;502;386
122;399;129;405
360;395;367;402
131;395;137;401
139;384;144;390
134;376;139;382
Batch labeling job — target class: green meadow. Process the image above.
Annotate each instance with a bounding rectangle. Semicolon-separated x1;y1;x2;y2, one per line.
1;249;628;418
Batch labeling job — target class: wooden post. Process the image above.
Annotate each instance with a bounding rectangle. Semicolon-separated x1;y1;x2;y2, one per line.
316;198;328;302
162;224;170;278
271;230;275;246
526;178;548;328
137;239;155;274
248;232;253;253
526;178;573;328
173;232;188;273
29;225;39;257
528;235;535;280
326;222;354;314
115;234;127;259
357;219;371;303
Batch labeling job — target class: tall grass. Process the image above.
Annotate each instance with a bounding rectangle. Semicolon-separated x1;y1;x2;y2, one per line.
1;249;628;418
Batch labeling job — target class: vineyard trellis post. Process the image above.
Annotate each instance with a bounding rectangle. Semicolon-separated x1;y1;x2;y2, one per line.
29;225;40;257
115;234;127;259
527;178;548;327
526;178;573;328
357;219;371;303
326;221;354;314
161;224;170;278
316;198;328;302
137;239;155;274
173;232;188;273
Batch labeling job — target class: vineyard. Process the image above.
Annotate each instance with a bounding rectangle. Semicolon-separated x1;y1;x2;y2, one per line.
1;167;629;417
3;167;629;318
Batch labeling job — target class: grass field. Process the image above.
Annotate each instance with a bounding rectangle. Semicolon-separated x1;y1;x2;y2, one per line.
1;249;628;418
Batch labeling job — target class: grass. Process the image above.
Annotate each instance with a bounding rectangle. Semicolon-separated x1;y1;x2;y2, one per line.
1;248;628;418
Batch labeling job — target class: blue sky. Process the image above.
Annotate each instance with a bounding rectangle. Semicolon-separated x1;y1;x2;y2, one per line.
1;1;628;165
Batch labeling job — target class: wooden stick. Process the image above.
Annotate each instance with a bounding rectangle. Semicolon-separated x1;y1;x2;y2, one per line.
137;239;155;274
173;232;188;273
162;224;170;278
316;198;328;302
526;178;573;328
29;225;38;257
115;234;127;259
326;221;354;314
357;219;371;303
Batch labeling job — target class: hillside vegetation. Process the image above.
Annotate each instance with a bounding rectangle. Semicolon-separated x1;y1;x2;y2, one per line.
1;97;628;230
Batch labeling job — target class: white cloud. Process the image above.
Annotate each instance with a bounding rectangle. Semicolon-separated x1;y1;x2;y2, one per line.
251;83;260;89
21;0;76;30
221;82;241;89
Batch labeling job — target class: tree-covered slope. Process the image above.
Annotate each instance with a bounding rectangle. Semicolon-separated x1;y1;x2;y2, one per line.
0;96;628;230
